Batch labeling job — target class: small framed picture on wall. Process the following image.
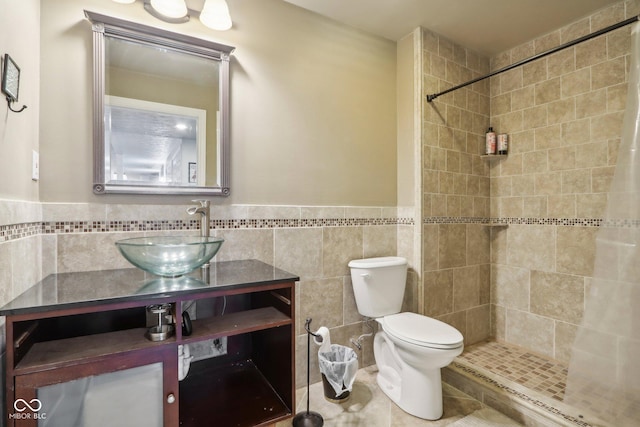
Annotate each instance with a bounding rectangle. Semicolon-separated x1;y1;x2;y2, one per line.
2;54;20;102
188;162;197;183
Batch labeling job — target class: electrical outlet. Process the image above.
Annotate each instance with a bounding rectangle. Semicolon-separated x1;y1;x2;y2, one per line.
190;337;227;362
32;150;39;181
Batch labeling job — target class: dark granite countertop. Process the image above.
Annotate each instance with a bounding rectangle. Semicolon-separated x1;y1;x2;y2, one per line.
0;259;299;316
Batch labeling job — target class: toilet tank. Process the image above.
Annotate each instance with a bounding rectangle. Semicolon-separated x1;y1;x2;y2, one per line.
348;257;408;318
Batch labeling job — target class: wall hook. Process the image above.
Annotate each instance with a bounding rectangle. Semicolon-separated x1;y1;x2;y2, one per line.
6;97;26;113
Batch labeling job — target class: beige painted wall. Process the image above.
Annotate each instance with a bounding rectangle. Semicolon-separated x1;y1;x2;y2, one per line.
39;0;397;206
396;32;416;207
0;0;40;201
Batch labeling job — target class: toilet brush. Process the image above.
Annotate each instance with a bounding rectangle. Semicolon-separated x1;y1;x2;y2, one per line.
292;318;324;427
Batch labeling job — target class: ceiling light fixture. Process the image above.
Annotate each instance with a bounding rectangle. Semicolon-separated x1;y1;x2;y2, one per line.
149;0;188;19
199;0;232;31
144;0;189;23
112;0;233;31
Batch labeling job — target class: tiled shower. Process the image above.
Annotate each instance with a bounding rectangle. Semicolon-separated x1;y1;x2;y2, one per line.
419;0;639;425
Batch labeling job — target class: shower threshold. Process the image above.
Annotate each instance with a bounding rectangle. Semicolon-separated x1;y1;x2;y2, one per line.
443;340;609;427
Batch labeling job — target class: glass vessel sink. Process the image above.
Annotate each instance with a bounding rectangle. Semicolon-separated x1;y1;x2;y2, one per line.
115;236;224;277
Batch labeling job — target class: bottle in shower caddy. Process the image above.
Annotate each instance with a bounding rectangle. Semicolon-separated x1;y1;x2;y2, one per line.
498;133;508;155
485;127;496;155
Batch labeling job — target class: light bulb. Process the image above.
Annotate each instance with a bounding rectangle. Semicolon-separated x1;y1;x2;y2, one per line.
199;0;232;31
150;0;188;19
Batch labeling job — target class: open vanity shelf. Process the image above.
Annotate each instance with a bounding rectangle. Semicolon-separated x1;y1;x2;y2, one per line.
1;260;298;427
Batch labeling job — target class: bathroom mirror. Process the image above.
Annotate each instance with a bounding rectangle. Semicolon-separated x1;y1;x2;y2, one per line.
86;11;234;195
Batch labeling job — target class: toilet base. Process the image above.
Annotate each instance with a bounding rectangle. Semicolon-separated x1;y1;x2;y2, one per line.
374;331;462;420
376;363;444;420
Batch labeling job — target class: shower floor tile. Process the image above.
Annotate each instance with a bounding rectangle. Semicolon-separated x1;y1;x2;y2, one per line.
457;340;568;402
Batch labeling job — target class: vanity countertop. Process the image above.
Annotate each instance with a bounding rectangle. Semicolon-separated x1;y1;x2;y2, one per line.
0;259;299;316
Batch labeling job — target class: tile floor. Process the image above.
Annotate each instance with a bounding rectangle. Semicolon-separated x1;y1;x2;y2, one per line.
457;340;568;402
278;365;523;426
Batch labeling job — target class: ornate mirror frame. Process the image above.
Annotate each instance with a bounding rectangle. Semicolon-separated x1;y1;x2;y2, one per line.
85;10;235;196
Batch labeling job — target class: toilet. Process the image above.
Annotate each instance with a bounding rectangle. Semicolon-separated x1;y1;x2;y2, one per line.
348;256;463;420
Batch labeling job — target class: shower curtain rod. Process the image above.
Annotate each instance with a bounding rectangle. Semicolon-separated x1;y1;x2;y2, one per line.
426;15;640;102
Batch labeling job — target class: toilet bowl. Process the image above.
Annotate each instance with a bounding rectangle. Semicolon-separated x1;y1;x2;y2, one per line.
374;312;463;420
348;257;464;420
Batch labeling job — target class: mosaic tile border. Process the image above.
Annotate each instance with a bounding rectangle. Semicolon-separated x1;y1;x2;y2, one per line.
0;222;42;242
0;217;414;243
424;217;640;228
2;216;638;244
450;361;592;427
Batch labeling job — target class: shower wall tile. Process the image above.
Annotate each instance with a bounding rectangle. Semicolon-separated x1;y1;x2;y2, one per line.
591;111;625;141
439;310;467;338
593;2;626;30
484;0;634;361
607;82;628;111
421;27;492;346
423;224;439;271
479;264;491;305
554;321;578;363
466;304;491;344
576;193;608;218
438;224;467;269
575;90;607;119
424;269;454;317
549;48;576;78
466;225;490;265
491;304;506;340
562;118;591;146
556;226;598;276
547;194;576;218
506;225;555;271
530;271;584;324
576;142;609;168
523;196;547;218
592;57;626;90
491;265;530;311
453;266;480;311
506;309;554;358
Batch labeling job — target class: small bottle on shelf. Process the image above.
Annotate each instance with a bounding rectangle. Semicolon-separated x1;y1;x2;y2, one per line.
498;133;508;155
485;127;496;155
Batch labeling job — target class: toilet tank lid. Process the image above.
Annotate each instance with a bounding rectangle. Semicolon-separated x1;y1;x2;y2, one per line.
348;256;407;269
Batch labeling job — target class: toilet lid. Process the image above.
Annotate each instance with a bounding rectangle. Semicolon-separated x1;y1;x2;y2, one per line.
381;312;463;349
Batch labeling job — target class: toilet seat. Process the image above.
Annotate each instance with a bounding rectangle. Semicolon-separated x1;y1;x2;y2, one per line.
381;312;463;349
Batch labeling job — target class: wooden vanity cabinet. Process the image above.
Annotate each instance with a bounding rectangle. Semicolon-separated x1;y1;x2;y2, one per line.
2;261;297;427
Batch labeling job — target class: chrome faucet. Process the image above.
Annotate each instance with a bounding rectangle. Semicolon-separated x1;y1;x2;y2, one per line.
187;199;211;238
187;199;211;280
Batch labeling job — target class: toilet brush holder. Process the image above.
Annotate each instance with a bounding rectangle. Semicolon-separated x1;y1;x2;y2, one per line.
292;318;323;427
